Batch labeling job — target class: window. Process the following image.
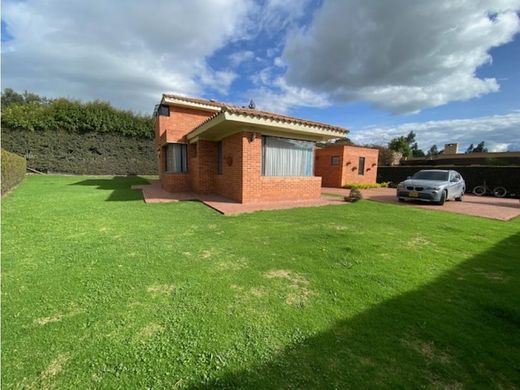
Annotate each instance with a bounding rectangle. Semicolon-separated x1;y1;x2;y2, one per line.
217;141;223;175
331;155;340;166
158;104;170;116
262;136;314;176
358;157;365;175
164;143;187;173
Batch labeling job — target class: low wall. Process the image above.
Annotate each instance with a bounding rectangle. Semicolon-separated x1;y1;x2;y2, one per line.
377;166;520;196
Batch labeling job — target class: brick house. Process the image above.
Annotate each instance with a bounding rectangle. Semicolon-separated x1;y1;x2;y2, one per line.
154;94;347;203
314;144;379;187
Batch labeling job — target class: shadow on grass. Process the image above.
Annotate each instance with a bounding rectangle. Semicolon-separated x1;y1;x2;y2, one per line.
193;232;520;388
70;176;150;201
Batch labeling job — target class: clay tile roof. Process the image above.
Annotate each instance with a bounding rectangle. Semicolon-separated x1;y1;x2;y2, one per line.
162;93;239;109
163;93;348;134
220;105;347;133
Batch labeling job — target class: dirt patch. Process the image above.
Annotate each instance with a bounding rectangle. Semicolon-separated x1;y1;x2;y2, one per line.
477;271;509;282
250;287;268;297
216;257;248;272
406;235;433;249
200;249;213;259
34;308;82;326
402;338;451;364
137;323;164;339
264;269;314;306
147;284;175;295
264;269;309;286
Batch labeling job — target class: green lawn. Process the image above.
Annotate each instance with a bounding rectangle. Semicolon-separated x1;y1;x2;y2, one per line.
2;175;519;389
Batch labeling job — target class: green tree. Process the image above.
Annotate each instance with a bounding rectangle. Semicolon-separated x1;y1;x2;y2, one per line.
427;144;441;156
472;141;488;153
388;131;419;158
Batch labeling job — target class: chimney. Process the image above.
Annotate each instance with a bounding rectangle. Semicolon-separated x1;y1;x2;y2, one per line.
444;143;459;155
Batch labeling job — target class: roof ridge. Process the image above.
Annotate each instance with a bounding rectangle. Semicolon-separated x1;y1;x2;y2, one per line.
163;93;347;133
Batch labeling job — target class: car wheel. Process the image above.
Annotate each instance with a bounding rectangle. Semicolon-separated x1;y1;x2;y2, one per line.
398;197;405;202
455;191;464;201
437;191;446;205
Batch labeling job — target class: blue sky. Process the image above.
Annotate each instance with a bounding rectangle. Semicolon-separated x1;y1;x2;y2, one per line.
2;0;520;151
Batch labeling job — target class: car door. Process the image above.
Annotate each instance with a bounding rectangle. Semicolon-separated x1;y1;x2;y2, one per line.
448;171;458;199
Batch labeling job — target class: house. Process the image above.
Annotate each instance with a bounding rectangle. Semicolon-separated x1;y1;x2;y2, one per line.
154;94;347;203
314;144;379;187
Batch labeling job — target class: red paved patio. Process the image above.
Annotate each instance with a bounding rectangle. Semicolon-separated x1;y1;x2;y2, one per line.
323;187;520;221
132;181;344;215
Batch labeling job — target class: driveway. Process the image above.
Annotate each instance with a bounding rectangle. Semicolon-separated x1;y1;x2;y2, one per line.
322;187;520;221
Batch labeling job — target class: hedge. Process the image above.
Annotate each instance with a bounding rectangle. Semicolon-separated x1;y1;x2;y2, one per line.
2;128;156;175
1;148;27;195
1;98;154;139
377;166;520;197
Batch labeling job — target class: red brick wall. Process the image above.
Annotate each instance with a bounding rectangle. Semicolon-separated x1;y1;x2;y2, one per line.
314;145;344;187
341;146;378;185
156;106;214;146
241;132;322;203
160;172;191;192
315;145;379;187
215;132;244;202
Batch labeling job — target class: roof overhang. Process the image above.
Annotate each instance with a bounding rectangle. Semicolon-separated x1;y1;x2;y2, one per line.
161;96;221;113
186;111;346;143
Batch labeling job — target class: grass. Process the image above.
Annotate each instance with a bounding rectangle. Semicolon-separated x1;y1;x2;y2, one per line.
2;175;519;388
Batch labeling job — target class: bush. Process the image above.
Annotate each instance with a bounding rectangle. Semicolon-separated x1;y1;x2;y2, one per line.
345;188;363;202
343;182;389;190
1;149;26;195
1;91;154;139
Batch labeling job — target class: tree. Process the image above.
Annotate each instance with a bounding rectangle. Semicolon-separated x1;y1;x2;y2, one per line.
427;144;440;156
465;143;474;153
388;131;421;159
472;141;488;153
1;88;25;107
411;142;425;157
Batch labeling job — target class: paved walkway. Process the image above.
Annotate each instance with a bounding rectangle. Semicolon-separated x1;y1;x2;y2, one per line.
323;187;520;221
132;182;344;215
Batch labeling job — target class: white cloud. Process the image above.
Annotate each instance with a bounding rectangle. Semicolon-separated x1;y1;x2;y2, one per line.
282;0;520;113
1;0;254;112
350;112;520;152
228;50;255;67
247;67;329;113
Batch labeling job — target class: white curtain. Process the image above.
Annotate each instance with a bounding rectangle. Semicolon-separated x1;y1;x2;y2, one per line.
166;144;187;173
263;136;314;176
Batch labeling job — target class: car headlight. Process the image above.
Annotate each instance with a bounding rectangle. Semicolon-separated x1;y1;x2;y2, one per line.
425;186;441;191
397;183;405;188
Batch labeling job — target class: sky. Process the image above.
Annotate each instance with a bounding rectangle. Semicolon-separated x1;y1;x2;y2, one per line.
2;0;520;152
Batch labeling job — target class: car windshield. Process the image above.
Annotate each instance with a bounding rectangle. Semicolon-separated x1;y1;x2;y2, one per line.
412;171;449;181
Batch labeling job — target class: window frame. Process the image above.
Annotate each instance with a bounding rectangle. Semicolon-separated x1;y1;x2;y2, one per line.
331;155;340;166
358;156;365;176
158;104;170;117
261;135;315;177
164;143;188;174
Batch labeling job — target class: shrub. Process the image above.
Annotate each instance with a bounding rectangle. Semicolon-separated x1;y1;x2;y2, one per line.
1;149;26;195
343;182;389;190
345;188;363;202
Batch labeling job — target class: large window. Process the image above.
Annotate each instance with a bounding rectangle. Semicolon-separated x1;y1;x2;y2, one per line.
158;104;170;116
262;136;314;176
358;157;365;176
164;143;188;173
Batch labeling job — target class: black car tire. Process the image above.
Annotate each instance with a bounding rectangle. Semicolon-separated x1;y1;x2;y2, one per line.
437;191;446;205
455;190;464;202
398;197;405;202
